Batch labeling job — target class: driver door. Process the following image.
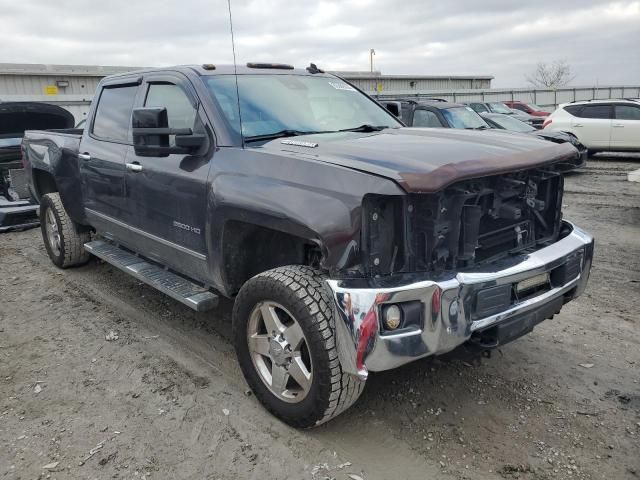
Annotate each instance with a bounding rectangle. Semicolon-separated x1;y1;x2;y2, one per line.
123;73;213;279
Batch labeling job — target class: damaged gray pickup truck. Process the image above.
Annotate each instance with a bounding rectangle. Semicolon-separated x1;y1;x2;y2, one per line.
22;64;594;427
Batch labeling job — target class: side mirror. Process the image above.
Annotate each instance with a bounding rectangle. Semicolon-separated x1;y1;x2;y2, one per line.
383;101;401;118
132;107;205;157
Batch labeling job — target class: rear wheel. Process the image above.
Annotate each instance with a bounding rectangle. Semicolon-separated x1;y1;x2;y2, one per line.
233;265;365;428
40;193;91;268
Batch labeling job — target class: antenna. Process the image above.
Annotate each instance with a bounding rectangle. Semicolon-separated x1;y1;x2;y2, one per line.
226;0;244;147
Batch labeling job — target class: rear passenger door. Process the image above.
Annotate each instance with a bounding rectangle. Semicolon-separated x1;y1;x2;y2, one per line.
123;73;212;278
611;103;640;149
80;79;139;224
571;104;612;149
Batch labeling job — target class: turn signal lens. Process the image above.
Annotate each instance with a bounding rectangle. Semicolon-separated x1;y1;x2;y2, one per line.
383;305;402;330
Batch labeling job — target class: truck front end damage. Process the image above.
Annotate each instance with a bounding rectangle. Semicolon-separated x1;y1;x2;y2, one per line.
327;165;594;379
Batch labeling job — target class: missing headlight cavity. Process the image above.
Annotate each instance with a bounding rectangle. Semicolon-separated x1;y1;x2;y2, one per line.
363;166;564;276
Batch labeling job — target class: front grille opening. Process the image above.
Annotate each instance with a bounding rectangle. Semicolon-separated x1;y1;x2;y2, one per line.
363;166;565;276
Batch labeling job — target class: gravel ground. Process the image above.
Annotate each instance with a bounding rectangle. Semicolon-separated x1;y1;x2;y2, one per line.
1;155;639;480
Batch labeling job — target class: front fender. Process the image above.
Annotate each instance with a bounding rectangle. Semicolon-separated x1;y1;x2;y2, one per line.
205;147;405;294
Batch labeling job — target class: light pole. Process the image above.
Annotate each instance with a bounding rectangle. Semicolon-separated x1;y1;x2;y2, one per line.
369;49;376;73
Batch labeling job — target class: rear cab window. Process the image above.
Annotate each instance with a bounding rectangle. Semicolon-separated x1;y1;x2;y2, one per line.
92;85;138;142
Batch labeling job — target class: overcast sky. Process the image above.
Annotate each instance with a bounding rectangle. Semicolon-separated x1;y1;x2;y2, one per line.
0;0;638;87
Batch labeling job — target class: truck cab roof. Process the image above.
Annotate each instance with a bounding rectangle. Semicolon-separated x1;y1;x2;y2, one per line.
104;64;334;79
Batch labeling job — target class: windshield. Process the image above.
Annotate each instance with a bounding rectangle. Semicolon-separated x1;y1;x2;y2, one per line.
442;107;489;129
488;114;535;133
488;102;513;114
205;74;402;140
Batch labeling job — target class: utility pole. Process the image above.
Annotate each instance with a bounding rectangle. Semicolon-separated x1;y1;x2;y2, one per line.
369;49;376;73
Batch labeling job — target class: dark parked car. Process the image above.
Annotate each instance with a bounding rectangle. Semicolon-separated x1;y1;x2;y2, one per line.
22;64;593;428
0;102;75;232
466;101;544;129
504;100;551;117
480;112;587;168
386;99;491;130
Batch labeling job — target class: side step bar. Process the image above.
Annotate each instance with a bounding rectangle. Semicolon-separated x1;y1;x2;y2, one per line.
84;240;218;312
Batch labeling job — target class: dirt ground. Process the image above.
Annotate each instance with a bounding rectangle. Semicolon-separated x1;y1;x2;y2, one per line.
1;156;639;480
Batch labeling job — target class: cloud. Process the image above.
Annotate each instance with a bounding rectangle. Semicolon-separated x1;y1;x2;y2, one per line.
0;0;637;87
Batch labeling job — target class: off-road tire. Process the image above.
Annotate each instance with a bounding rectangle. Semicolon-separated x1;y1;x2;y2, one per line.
40;193;91;268
233;265;365;428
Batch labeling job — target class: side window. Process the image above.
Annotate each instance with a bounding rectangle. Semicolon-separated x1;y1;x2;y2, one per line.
470;103;488;113
412;109;444;128
563;105;583;116
615;104;640;120
512;104;527;112
579;105;611;119
92;85;138;142
144;84;197;145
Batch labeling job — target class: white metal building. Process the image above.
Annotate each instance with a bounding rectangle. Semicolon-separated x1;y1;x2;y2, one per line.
0;63;142;123
334;71;494;94
0;63;493;123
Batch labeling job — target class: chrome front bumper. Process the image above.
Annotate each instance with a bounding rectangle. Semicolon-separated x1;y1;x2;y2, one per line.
327;221;594;379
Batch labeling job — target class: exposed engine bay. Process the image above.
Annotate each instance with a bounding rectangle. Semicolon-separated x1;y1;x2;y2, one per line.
364;166;564;276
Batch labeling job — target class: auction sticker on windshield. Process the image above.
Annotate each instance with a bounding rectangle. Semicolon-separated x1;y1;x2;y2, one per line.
328;82;356;92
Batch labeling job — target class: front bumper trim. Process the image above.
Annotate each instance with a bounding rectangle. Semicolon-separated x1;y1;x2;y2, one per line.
327;221;594;379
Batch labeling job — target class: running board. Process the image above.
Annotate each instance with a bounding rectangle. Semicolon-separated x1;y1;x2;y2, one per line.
84;240;218;312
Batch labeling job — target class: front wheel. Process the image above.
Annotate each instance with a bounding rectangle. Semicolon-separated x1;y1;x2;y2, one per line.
40;193;91;268
233;265;365;428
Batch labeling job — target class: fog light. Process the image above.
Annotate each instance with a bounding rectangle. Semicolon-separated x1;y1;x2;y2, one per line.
383;305;402;330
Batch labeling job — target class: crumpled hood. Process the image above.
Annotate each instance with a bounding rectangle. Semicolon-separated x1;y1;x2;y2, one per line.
256;127;579;193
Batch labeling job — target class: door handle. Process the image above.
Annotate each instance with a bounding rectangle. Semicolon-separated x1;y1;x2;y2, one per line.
78;153;91;161
126;162;143;173
613;124;624;128
572;123;583;127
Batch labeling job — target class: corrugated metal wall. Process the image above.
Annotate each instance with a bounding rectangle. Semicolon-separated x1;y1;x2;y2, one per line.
1;67;639;123
347;77;492;94
0;74;101;96
376;85;640;109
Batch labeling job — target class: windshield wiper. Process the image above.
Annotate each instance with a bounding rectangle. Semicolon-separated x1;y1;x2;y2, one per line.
244;129;326;143
337;124;388;133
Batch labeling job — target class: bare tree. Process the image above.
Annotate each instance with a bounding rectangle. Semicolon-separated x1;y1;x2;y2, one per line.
526;60;575;88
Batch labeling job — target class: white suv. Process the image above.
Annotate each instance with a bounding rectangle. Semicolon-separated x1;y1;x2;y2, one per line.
543;99;640;153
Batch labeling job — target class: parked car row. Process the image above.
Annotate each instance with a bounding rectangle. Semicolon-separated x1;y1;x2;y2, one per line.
383;99;588;168
384;96;640;157
467;101;545;128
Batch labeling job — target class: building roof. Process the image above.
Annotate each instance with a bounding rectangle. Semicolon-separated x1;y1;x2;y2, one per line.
0;63;494;81
0;63;144;76
334;72;494;80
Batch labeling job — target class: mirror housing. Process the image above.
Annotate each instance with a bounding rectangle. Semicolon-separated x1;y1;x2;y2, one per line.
132;107;205;157
383;101;401;118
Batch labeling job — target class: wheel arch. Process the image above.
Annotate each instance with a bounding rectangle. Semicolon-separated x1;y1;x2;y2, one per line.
31;168;58;201
220;219;323;296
